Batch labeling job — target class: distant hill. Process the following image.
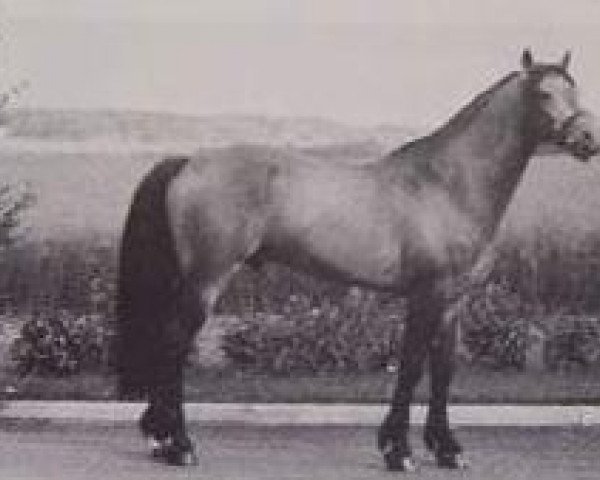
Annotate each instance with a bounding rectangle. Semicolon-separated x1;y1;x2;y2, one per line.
3;108;417;150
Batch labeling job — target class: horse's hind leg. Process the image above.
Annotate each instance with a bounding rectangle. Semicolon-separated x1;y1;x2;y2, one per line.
147;359;197;465
425;312;468;469
142;280;205;466
139;402;169;452
143;264;241;466
378;292;436;471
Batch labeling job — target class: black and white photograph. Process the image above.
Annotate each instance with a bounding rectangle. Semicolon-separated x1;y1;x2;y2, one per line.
1;1;600;478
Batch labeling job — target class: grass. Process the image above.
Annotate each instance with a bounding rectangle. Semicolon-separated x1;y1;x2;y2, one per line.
2;364;600;404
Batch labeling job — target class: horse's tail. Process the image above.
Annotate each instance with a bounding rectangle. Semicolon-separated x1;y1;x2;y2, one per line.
116;156;189;400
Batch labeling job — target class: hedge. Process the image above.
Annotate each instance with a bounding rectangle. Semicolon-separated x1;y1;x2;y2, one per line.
2;239;600;376
222;288;405;373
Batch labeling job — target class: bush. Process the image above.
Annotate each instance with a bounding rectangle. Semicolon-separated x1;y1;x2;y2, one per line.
10;309;113;376
222;288;406;374
0;182;34;251
0;237;117;317
493;232;600;312
459;280;533;369
543;314;600;371
0;237;117;377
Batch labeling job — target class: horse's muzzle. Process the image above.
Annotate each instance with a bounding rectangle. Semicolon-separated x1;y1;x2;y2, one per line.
572;142;599;162
557;110;600;162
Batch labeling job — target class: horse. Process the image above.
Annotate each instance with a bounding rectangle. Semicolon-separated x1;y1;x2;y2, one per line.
116;49;599;470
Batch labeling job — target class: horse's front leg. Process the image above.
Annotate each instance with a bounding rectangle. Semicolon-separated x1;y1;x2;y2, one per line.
378;296;435;471
425;311;468;469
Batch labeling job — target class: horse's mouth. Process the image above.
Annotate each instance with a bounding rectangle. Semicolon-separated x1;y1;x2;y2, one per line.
572;144;600;162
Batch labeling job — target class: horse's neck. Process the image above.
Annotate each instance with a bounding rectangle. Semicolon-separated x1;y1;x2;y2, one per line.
389;76;537;240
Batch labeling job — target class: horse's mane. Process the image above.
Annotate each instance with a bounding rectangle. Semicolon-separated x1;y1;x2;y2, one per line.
435;72;520;135
387;71;520;159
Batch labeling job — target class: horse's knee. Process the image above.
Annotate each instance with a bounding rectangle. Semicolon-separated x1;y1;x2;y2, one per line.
431;313;459;354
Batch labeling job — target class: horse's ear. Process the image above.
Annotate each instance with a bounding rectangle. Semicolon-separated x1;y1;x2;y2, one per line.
521;48;534;70
561;50;571;70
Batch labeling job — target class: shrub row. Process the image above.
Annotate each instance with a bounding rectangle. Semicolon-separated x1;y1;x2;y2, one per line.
223;277;600;374
222;288;405;373
2;239;600;375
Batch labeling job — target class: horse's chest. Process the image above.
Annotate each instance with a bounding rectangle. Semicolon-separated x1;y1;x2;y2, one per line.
409;195;483;275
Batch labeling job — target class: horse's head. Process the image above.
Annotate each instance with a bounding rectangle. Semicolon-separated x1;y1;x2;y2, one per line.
521;48;600;161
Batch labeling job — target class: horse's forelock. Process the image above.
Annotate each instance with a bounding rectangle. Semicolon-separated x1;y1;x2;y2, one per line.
526;64;575;88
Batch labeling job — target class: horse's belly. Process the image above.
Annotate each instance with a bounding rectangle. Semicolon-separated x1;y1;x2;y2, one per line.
267;235;403;288
310;239;402;287
267;207;404;287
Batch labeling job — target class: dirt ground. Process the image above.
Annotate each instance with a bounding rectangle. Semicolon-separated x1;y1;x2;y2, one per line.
1;421;599;480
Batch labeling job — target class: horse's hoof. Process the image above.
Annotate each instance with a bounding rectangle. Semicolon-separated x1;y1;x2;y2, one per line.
147;437;198;466
436;452;469;470
147;436;170;456
422;448;436;463
164;448;199;467
383;450;418;472
148;438;163;458
147;436;173;458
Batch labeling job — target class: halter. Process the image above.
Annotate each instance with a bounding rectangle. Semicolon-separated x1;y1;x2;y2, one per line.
553;109;587;145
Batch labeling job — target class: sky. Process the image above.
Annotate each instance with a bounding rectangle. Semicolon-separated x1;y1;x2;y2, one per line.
2;0;600;127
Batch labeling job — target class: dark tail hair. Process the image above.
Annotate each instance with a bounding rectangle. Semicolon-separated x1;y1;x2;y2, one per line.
116;156;189;399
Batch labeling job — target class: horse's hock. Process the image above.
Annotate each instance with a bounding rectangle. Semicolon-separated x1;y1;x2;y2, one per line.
192;315;241;368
